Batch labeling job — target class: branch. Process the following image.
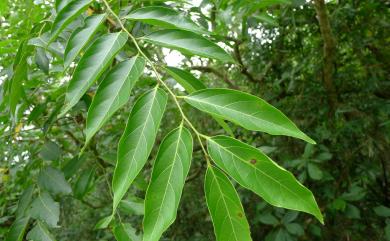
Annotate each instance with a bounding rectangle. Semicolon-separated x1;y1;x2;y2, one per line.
191;66;239;89
233;42;259;84
313;0;338;114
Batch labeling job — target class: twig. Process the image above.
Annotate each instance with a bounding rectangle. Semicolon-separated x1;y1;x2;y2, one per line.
191;66;239;89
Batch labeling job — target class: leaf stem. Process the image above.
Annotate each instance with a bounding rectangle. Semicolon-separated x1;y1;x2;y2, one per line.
101;0;210;163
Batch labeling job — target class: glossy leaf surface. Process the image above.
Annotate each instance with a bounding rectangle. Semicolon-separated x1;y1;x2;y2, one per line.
60;32;128;117
142;30;233;62
85;57;145;145
112;88;167;214
50;0;92;42
125;6;208;35
64;14;106;68
207;135;323;223
143;126;193;241
205;165;252;241
185;88;315;143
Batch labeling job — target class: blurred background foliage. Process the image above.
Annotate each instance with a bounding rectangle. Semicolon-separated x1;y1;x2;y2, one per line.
0;0;389;240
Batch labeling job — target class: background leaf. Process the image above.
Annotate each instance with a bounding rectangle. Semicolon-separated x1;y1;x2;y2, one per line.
37;167;72;196
5;217;29;241
26;221;56;241
29;192;60;228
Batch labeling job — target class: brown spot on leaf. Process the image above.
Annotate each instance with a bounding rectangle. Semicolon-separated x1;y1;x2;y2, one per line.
250;159;257;164
238;212;243;218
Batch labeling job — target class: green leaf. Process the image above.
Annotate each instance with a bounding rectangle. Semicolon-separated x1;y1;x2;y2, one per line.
253;13;277;26
143;125;193;241
94;215;113;230
285;223;304;236
373;205;390;217
258;212;279;225
73;168;95;199
253;0;291;9
15;186;34;220
165;67;234;137
112;87;167;214
85;57;145;145
50;0;92;42
59;32;128;117
26;221;56;241
125;6;208;35
113;223;141;241
119;199;144;216
142;30;234;63
204;165;252;241
64;14;106;68
28;33;64;58
62;155;86;179
5;217;29;241
207;135;323;223
37;167;72;196
39;141;61;161
55;0;72;13
185;89;315;144
165;66;206;93
29;192;60;228
307;163;323;180
9;49;27;119
35;47;50;74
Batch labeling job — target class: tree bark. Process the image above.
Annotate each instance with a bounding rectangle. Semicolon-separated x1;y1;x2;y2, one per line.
313;0;338;114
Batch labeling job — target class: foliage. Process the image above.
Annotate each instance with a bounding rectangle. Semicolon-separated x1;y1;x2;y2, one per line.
0;0;389;241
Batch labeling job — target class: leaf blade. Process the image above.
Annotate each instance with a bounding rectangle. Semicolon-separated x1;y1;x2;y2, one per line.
85;57;145;145
60;32;128;117
37;167;72;196
112;87;168;214
207;135;323;223
142;30;234;63
26;221;56;241
64;14;106;68
143;125;193;241
50;0;92;42
29;192;60;228
5;217;30;241
125;6;208;35
205;165;252;241
185;88;315;143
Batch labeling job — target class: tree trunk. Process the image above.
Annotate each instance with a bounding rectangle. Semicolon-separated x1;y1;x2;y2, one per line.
313;0;338;115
